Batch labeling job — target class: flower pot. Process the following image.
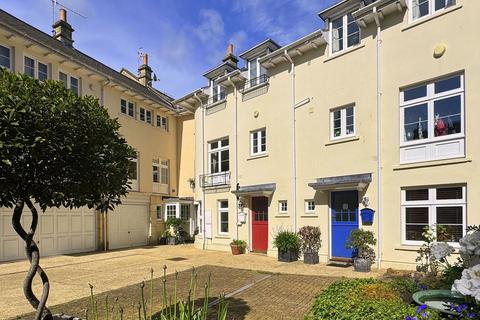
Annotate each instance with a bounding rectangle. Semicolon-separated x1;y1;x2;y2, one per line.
158;237;167;245
278;249;298;262
303;251;319;264
230;244;243;255
353;257;372;272
167;237;178;245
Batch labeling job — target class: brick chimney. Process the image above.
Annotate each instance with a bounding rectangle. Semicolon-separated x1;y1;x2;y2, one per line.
222;43;238;68
53;9;74;47
138;54;153;86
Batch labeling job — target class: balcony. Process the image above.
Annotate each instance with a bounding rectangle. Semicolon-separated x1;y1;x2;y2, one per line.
206;92;226;108
200;171;231;188
243;74;269;91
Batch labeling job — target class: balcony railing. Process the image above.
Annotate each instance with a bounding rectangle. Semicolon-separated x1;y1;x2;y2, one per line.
206;92;226;107
244;74;269;91
200;171;231;188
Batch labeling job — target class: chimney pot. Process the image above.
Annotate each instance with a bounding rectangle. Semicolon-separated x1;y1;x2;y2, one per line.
59;8;67;22
227;43;234;55
143;53;148;66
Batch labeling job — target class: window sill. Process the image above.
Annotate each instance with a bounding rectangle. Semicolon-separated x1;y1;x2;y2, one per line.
247;153;268;161
206;99;227;109
215;235;230;239
275;215;290;218
393;157;472;171
402;5;462;32
396;244;461;253
324;44;365;63
300;214;318;218
242;81;269;95
325;136;359;146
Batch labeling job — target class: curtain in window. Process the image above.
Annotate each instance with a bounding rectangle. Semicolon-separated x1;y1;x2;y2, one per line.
412;0;421;19
332;28;340;52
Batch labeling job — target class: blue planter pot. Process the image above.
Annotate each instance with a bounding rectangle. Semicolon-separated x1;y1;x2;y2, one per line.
360;208;375;225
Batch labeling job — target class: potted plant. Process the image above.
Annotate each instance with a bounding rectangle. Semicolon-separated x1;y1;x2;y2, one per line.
230;239;247;255
347;229;377;272
166;217;183;245
273;230;300;262
298;226;321;264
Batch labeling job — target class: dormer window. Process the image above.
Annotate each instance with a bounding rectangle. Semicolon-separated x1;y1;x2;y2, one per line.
330;12;360;54
410;0;456;22
248;58;268;88
211;78;225;103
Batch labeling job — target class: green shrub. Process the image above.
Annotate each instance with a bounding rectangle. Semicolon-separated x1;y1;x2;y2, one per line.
230;239;247;253
306;278;440;320
273;230;301;253
347;229;377;262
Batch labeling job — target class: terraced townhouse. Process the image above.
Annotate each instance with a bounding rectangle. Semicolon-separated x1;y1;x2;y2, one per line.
0;8;196;262
1;0;479;270
174;0;479;269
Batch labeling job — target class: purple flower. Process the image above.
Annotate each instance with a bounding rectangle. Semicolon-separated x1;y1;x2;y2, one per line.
405;316;418;320
416;304;428;313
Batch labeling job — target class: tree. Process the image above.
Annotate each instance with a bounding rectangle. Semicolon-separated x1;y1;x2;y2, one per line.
0;68;135;319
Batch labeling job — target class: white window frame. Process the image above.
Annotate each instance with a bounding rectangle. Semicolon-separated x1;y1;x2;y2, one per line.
250;128;267;156
180;204;191;221
120;99;136;118
399;74;464;163
279;200;288;214
128;152;139;191
156;205;163;221
156;115;169;131
160;159;169;185
329;11;360;56
211;78;225;103
401;185;466;246
0;44;11;70
58;70;79;95
165;203;178;221
23;55;48;81
139;107;153;124
409;0;456;23
330;105;355;140
305;200;315;214
208;138;229;174
218;200;229;235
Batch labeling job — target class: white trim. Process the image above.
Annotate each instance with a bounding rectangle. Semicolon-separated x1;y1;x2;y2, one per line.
218;199;229;235
278;200;288;214
408;0;456;23
250;128;267;156
0;43;12;70
165;203;179;221
330;105;355;140
305;200;315;213
208;137;229;174
401;185;466;246
329;11;361;56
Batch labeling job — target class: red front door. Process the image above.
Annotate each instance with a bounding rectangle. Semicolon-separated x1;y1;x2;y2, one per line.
252;196;269;252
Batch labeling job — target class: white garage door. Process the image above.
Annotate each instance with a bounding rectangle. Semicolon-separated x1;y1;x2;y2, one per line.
0;206;96;262
108;203;149;250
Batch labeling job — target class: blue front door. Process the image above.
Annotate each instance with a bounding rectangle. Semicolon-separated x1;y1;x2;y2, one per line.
331;191;359;259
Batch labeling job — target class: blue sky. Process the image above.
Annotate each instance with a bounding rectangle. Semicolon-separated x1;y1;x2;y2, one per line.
2;0;336;98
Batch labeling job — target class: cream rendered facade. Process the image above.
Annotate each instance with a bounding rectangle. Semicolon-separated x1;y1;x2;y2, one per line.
174;0;480;269
0;9;195;261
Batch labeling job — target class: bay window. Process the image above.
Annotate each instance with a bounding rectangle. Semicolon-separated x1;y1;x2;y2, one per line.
330;12;360;54
166;204;177;220
410;0;456;22
402;186;466;244
331;105;355;139
400;74;464;163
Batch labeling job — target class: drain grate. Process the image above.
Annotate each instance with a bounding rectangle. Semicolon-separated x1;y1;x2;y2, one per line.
166;257;188;261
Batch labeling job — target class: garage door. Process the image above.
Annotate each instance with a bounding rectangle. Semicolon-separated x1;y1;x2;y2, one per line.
0;206;96;262
108;203;149;250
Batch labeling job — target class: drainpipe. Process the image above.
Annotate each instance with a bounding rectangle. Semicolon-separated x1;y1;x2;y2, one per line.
373;6;383;270
283;50;297;232
101;78;110;252
193;93;206;250
227;76;240;241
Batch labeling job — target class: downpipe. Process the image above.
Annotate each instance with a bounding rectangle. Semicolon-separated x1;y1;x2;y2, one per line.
193;93;206;250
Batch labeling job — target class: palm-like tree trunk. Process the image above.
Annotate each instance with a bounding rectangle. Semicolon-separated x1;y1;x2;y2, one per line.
11;199;53;320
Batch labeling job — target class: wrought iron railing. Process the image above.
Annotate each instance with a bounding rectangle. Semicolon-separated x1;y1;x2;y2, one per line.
206;92;226;107
200;171;231;188
244;74;269;91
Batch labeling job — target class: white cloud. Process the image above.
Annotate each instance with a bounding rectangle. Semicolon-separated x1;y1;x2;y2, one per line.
195;9;225;43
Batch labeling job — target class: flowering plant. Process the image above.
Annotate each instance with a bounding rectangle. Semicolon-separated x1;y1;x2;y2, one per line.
416;225;454;275
298;226;321;253
447;303;478;319
459;229;480;267
452;264;480;304
404;304;432;320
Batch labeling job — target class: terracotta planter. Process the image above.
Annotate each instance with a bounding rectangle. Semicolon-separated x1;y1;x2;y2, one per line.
230;244;243;255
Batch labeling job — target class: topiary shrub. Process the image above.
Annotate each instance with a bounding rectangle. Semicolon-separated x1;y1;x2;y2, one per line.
306;278;440;320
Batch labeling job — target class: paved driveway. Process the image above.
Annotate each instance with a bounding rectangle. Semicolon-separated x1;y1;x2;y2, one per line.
1;244;383;319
